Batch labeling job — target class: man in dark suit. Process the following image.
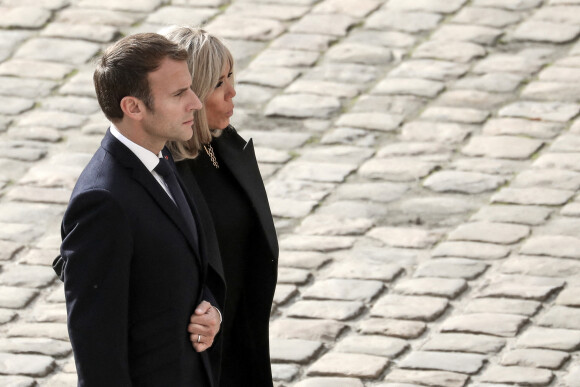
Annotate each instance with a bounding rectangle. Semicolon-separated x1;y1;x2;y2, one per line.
57;33;225;386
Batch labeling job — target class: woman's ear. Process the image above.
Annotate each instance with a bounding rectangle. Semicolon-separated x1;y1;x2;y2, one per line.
120;96;144;120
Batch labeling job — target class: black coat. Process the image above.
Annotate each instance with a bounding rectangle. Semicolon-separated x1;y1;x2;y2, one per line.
58;130;225;386
176;126;278;387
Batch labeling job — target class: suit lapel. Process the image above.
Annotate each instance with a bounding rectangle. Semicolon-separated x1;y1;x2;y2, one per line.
101;130;202;265
212;129;279;258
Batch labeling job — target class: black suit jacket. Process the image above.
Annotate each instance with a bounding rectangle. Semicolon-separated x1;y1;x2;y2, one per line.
176;126;278;386
58;130;225;386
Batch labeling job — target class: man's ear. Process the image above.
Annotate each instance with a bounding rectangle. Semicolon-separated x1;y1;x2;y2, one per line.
120;96;144;120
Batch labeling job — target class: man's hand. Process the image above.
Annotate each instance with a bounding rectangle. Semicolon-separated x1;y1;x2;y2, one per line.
189;300;221;352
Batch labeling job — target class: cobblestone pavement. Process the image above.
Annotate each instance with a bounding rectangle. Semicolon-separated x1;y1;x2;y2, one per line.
3;0;580;386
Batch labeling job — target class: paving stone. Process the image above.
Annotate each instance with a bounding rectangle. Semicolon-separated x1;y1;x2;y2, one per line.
277;268;310;285
290;13;356;36
441;313;528;337
285;79;360;99
270;338;322;364
401;122;473;144
453;6;521;27
448;222;530;245
316;201;389;219
465;298;541;317
372;78;445;98
287;300;364;321
432;24;503;45
0;309;17;325
436;89;512;109
78;0;162;11
556;287;580;306
28;303;67;323
551;134;580;153
304;63;380;84
522;81;580;102
7;323;69;342
0;265;56;288
7;127;61;143
563;365;580;387
294;377;364;387
451;157;528;176
326;258;403;282
270;318;346;341
399;351;486;374
278;251;330;270
394;278;467;299
462;135;543;160
501;348;569;369
0;77;57;99
366;10;442;33
320;128;375;146
520;235;580;259
0;375;35;387
226;2;309;20
273;284;297;305
303;279;383;302
0;353;55;377
272;363;300;381
280;235;356;252
351;95;425;116
377;142;450;158
501;255;580;278
480;365;553;386
387;0;467;13
206;15;285;41
239;67;301;89
358;318;426;339
539;306;580;330
335;113;403;132
511;20;580;43
325;42;393;65
359;157;438;182
252;49;320;68
512;169;580;191
421;106;490;124
269;197;317;218
0;96;35;116
483;118;562;139
473;55;546;76
432;241;510;260
388;60;468;81
384;370;468;387
0;287;38;309
561;202;580;216
14;38;100;66
296;215;373;236
478;275;564;301
0;6;51;28
43;373;77;386
534;153;580;172
397;196;479;225
371;294;448;322
453;73;524;93
415;259;488;280
336;335;408;358
499;101;580;122
491;187;575;206
473;0;542;9
422;333;505;354
266;180;333;202
0;338;71;358
0;241;22;261
270;33;335;51
335;182;409;203
40;22;118;43
413;41;486;63
265;94;341;119
518;326;580;351
423;171;506;194
367;227;441;249
55;7;140;26
307;352;388;379
535;217;580;237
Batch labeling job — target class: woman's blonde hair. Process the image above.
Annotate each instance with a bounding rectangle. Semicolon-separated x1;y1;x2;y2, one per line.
163;26;235;160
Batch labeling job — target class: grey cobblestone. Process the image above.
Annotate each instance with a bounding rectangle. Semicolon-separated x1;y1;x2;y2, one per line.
4;1;580;385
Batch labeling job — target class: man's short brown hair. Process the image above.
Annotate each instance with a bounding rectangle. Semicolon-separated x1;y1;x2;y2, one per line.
94;32;189;121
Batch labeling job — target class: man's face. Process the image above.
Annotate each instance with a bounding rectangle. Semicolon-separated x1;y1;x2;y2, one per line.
141;58;202;151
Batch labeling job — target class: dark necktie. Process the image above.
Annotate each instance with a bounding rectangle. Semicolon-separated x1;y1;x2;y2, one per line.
154;156;199;250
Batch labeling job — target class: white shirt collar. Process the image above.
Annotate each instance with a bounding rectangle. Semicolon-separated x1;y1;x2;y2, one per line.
110;124;163;172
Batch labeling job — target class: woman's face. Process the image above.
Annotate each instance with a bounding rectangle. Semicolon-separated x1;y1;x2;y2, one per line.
205;63;235;130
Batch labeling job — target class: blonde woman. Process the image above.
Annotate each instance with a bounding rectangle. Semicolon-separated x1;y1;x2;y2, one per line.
164;26;279;387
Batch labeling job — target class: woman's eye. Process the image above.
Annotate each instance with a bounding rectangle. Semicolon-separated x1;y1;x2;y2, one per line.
216;81;223;88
